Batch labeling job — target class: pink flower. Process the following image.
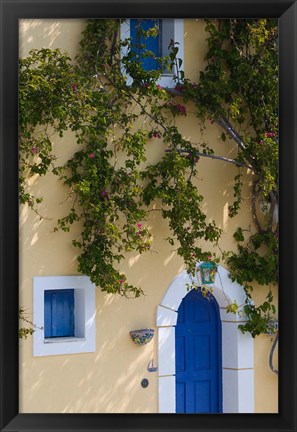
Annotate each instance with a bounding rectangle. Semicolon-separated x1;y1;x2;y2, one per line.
137;230;142;235
175;84;184;92
137;223;142;228
101;190;108;198
153;131;161;138
259;140;263;145
143;82;149;88
89;152;95;158
265;132;276;138
207;255;211;260
73;83;78;92
175;104;186;115
157;84;162;90
119;279;125;284
192;252;196;257
31;146;38;154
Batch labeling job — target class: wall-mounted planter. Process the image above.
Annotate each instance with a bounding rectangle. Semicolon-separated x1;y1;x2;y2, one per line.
264;319;278;335
129;328;155;345
199;262;218;284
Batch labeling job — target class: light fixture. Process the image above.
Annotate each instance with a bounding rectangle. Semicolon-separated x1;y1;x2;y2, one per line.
199;262;217;285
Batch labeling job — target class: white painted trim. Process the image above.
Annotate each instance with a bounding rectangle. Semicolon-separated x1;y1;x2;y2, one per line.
156;265;255;413
158;327;175;376
33;276;96;357
222;322;254;369
120;19;184;89
156;305;178;327
223;369;255;413
160;271;190;311
159;376;176;413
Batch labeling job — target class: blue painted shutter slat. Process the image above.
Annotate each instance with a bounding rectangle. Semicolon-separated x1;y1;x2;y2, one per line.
44;291;53;338
130;19;161;71
44;289;74;338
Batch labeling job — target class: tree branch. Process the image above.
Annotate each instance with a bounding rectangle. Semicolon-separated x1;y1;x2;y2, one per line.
165;148;254;170
268;190;278;227
216;116;247;151
252;180;263;231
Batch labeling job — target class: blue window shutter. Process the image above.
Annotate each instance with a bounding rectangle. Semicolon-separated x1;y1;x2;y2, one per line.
130;19;161;71
44;291;53;338
44;289;75;338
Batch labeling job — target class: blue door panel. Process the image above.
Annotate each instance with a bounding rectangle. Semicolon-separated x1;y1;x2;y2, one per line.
194;335;210;370
193;302;210;322
176;336;185;372
195;381;211;413
130;19;161;71
175;289;222;413
176;382;185;413
44;289;74;338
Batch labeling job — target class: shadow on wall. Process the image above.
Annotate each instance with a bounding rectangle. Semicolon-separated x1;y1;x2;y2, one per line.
18;21;255;410
18;157;253;413
19;288;160;413
18;171;253;414
19;19;86;59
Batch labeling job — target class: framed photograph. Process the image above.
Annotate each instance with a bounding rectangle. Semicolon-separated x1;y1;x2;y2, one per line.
0;1;296;431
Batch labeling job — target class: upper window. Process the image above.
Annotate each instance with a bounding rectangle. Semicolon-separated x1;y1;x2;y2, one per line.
121;19;184;88
33;276;96;357
130;19;162;71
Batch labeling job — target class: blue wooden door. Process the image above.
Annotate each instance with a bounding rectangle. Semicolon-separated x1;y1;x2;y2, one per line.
130;19;161;71
175;289;222;413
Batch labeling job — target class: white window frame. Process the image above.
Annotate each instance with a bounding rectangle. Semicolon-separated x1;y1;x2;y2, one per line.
33;276;96;357
120;19;184;89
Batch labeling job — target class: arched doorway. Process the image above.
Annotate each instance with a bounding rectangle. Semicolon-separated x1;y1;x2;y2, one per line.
175;289;222;413
156;265;254;413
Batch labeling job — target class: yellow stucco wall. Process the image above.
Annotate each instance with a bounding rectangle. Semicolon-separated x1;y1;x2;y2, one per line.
19;19;278;414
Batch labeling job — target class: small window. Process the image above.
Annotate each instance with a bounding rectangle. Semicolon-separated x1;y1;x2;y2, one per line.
33;276;96;357
121;19;184;88
130;19;162;71
44;289;74;338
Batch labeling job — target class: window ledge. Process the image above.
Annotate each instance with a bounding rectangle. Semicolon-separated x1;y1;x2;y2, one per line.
44;337;86;344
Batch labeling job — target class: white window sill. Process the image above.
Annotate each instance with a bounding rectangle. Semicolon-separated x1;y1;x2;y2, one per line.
44;337;86;344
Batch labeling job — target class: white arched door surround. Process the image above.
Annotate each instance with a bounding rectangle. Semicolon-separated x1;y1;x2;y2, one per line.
156;265;254;413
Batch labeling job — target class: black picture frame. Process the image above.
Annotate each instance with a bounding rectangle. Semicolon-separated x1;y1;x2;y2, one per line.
0;1;296;431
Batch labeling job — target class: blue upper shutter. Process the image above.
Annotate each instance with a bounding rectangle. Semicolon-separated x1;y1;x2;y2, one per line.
130;19;161;71
44;289;75;338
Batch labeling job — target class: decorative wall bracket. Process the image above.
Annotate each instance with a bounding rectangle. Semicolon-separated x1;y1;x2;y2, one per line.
147;359;158;372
